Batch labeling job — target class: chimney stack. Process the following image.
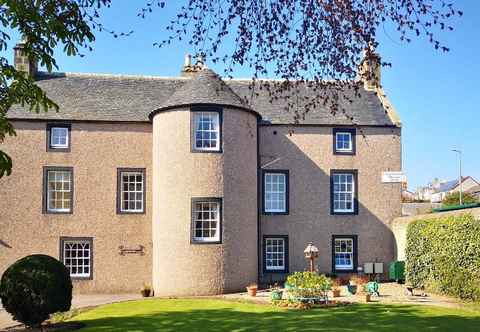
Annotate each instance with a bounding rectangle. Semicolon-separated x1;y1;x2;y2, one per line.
358;46;381;91
13;39;37;77
180;53;207;77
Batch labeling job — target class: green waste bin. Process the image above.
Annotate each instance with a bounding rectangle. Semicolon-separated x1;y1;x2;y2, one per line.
389;261;405;283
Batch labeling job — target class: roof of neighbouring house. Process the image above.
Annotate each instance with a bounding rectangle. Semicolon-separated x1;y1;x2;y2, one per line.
6;69;400;126
467;185;480;194
434;176;479;193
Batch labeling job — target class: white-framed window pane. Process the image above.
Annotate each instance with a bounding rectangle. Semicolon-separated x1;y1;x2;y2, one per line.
264;173;287;213
51;127;69;148
265;238;285;270
336;132;352;152
63;240;91;278
194;112;220;151
333;173;355;213
120;171;144;212
47;170;72;212
193;201;220;242
334;238;354;270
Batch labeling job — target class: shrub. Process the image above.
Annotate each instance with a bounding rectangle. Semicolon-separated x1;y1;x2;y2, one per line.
405;213;480;301
442;191;478;207
0;254;73;327
286;272;331;300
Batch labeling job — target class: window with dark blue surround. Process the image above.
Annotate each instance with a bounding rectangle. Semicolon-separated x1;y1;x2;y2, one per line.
332;235;358;273
263;235;289;273
333;128;356;155
191;198;222;244
330;170;358;215
191;108;222;153
262;170;289;215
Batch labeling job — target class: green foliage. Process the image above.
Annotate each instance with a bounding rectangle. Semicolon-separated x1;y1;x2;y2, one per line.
405;214;480;301
442;191;478;207
0;254;73;327
0;0;112;178
285;272;331;299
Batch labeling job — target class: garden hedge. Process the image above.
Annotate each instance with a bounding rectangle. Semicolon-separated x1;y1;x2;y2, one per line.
405;213;480;300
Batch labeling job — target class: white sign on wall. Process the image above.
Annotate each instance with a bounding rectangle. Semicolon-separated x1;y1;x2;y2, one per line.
382;171;406;183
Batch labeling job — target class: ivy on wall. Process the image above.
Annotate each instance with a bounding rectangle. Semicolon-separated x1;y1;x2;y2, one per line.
405;213;480;301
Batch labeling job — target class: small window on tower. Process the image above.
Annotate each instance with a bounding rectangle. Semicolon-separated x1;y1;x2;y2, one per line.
192;109;222;152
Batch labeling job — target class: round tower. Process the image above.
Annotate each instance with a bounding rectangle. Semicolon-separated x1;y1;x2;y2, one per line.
150;68;259;296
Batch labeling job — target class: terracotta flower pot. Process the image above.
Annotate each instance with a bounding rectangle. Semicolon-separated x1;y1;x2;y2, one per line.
365;293;371;302
247;287;257;297
332;289;341;297
141;289;151;297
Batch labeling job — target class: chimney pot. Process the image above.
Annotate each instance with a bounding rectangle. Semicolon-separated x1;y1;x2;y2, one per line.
184;53;192;67
13;39;37;78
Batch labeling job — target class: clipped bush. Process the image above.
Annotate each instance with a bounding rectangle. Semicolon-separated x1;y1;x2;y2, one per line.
405;213;480;300
442;191;478;207
0;254;73;327
286;272;331;300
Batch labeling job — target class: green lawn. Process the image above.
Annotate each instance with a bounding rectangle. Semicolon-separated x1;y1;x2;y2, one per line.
72;299;480;332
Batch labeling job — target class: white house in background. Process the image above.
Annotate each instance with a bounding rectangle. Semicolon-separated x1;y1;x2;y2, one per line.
467;185;480;201
414;178;446;201
430;176;480;203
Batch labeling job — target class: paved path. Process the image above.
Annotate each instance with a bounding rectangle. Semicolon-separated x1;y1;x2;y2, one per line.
0;293;141;329
221;282;464;309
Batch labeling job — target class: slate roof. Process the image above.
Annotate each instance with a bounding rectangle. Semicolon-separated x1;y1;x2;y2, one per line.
7;69;398;126
434;177;479;193
151;68;257;118
436;179;459;193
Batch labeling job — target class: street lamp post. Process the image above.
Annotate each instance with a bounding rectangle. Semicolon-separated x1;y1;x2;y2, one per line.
452;149;462;205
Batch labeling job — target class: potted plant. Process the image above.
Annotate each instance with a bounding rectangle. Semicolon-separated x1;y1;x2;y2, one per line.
140;283;152;297
348;275;369;295
270;283;283;301
331;279;341;297
246;283;258;297
365;291;372;302
347;276;358;295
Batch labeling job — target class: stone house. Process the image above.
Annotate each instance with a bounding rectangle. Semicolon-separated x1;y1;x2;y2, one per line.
0;41;402;295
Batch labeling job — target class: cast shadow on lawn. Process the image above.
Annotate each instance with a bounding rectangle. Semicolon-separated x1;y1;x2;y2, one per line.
78;304;480;332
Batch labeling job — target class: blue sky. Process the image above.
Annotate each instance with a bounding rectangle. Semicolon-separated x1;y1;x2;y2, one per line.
6;0;479;190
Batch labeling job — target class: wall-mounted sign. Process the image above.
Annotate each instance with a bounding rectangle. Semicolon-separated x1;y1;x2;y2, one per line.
382;171;406;183
119;245;145;256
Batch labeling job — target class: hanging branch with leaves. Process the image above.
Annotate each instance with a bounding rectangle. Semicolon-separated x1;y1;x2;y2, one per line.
143;0;461;122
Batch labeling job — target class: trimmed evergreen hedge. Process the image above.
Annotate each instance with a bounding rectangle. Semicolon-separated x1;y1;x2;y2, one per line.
0;254;72;327
405;213;480;301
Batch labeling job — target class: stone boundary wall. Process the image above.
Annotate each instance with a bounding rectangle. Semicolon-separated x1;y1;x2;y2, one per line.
401;203;442;216
391;207;480;261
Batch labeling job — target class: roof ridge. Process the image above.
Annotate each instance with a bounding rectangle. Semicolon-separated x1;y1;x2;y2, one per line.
36;71;190;81
227;78;357;84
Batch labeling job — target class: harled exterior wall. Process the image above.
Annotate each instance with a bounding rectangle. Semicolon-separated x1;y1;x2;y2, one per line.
0;121;152;293
0;118;401;294
259;125;402;283
152;107;257;296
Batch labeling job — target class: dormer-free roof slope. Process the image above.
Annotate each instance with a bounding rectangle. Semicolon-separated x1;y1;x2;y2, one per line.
7;70;399;126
